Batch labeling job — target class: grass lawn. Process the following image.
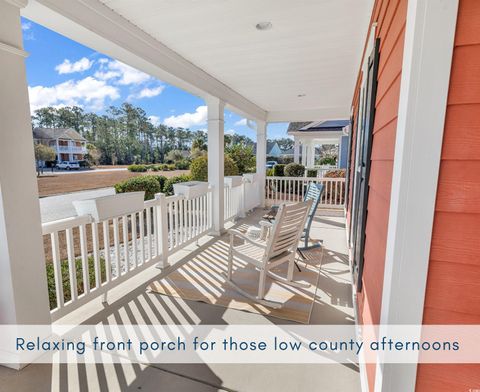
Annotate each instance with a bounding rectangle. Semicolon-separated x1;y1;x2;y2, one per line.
37;169;190;197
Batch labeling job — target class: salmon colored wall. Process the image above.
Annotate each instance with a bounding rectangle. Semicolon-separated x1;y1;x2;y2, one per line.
347;0;407;390
416;0;480;390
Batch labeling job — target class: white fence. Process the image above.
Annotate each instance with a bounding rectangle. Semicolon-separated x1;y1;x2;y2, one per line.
265;176;345;208
42;190;215;321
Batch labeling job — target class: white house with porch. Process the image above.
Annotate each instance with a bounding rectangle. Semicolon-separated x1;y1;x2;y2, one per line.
289;120;350;168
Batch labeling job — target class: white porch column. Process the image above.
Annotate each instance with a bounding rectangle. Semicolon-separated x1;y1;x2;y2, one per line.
301;142;308;166
0;0;51;328
293;138;300;163
307;142;315;168
207;96;225;235
256;120;267;208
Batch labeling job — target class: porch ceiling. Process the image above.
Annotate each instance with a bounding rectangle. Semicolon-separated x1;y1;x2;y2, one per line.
23;0;374;121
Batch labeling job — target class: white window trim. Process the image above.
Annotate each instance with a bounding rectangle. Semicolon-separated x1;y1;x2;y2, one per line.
374;1;459;391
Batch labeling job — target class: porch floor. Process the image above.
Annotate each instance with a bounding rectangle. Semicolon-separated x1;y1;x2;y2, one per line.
0;208;359;392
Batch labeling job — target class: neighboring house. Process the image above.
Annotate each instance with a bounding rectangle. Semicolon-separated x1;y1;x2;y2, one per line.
33;128;88;163
287;120;350;168
253;141;282;158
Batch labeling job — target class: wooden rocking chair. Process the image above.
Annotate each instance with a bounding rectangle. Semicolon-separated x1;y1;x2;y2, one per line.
225;200;313;308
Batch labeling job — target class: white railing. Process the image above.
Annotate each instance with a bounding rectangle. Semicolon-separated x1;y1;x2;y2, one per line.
265;176;346;208
224;184;243;222
57;146;87;154
313;165;338;178
42;190;213;321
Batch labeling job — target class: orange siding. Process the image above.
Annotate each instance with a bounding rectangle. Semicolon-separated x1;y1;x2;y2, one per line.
416;0;480;389
346;0;407;390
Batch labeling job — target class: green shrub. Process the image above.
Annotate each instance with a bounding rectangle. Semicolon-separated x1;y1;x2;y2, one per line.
273;164;285;177
151;165;161;172
318;156;337;165
224;155;239;176
324;169;346;178
127;164;147;172
167;164;176;171
266;168;275;176
284;163;305;177
190;155;239;181
163;174;193;195
114;175;162;200
46;257;106;310
190;156;208;181
166;149;187;163
175;160;190;170
225;144;255;174
306;169;318;178
154;175;167;191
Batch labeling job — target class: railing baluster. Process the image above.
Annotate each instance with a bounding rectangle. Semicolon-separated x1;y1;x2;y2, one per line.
179;198;184;245
175;200;180;247
102;220;111;282
65;228;77;302
122;215;130;271
91;223;101;288
113;217;121;277
146;207;152;260
79;224;89;295
131;213;138;268
153;203;159;257
139;212;145;264
168;201;173;250
51;231;64;309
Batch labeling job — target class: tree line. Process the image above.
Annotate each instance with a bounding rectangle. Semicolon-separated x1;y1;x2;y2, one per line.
31;103;294;165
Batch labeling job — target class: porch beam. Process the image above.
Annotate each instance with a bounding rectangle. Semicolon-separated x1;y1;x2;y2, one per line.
267;107;349;123
0;0;51;331
207;96;225;235
256;120;267;208
374;0;459;391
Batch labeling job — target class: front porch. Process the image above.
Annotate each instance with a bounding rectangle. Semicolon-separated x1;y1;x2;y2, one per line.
0;208;358;391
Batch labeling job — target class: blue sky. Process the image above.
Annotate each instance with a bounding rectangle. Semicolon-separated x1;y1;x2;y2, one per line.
22;18;289;141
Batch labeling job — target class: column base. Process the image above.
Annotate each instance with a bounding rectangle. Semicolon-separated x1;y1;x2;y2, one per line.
209;229;227;237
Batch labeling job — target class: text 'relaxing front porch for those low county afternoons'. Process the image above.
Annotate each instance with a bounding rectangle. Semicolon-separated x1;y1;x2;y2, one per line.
1;0;479;392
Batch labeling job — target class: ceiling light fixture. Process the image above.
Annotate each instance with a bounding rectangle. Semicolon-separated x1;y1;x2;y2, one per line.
256;22;272;31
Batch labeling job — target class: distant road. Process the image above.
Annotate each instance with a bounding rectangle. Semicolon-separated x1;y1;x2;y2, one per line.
41;167;127;176
39;187;115;223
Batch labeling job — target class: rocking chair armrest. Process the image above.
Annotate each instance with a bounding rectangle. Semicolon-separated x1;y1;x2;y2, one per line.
258;220;273;241
228;229;267;249
259;220;273;228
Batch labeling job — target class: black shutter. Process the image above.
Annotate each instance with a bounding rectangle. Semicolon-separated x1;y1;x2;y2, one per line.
352;38;380;291
344;112;355;209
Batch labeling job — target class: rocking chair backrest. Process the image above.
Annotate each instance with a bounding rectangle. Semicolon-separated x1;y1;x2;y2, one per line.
265;200;313;259
303;183;324;234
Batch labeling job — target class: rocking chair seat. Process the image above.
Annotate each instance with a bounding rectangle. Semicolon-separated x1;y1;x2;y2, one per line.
226;200;313;308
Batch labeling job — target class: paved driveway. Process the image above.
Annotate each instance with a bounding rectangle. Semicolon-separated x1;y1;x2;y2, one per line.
39;187;115;223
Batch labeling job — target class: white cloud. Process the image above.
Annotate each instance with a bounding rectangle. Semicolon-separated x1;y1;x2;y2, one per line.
55;57;93;74
234;118;247;126
95;60;151;85
21;21;35;40
148;115;161;126
130;86;164;100
28;76;119;112
225;129;236;135
163;106;207;128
